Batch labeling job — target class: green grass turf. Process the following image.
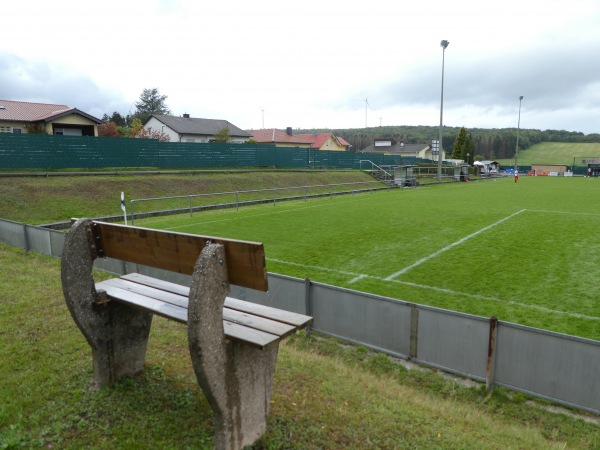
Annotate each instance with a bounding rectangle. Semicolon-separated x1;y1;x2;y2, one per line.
136;176;600;341
496;142;600;166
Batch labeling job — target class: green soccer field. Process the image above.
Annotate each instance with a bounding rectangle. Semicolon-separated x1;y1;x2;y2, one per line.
135;176;600;341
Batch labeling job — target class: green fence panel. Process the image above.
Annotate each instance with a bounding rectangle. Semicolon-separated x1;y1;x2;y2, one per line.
0;134;440;170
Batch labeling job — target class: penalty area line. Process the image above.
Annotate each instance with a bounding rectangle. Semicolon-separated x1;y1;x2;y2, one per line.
385;209;527;281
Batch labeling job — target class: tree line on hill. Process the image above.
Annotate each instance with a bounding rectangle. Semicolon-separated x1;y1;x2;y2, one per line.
297;125;600;161
102;87;599;161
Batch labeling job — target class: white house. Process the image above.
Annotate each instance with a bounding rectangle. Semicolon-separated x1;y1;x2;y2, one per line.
144;114;251;143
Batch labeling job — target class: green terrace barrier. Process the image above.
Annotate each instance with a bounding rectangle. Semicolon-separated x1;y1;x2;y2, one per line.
0;133;429;170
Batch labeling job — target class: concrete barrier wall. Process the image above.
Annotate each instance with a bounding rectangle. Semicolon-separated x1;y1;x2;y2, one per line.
1;218;598;414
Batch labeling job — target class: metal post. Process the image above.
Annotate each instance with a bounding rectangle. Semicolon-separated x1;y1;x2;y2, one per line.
514;96;524;172
189;196;193;217
438;40;449;181
409;305;419;359
304;278;312;337
486;316;498;391
130;200;135;225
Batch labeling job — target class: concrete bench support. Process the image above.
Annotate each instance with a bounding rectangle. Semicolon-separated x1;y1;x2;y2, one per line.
61;218;312;449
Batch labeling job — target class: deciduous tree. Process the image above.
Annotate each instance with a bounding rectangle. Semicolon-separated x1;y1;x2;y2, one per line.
213;127;231;143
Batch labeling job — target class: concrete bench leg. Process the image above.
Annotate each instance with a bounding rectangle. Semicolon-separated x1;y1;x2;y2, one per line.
61;218;153;387
188;243;278;450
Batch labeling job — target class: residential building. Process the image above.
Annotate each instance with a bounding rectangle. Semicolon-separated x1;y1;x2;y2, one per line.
249;128;311;148
0;99;103;136
145;114;251;143
294;132;351;151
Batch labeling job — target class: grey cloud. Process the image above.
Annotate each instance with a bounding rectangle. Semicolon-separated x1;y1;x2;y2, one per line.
0;53;129;119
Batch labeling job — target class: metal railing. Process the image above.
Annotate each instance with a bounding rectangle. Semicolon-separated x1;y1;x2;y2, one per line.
129;181;392;224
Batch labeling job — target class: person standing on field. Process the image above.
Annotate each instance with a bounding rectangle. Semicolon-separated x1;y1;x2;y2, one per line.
514;169;519;183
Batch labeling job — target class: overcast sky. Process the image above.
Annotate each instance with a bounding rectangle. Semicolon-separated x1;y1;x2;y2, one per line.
2;0;599;134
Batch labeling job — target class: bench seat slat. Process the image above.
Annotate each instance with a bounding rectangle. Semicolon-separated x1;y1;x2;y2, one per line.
121;273;313;328
96;282;280;348
96;278;298;339
95;276;304;348
97;283;188;323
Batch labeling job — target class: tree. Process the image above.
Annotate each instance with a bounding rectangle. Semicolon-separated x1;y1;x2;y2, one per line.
133;88;171;124
136;127;171;142
102;111;128;128
213;127;231;143
128;117;170;141
98;122;121;138
452;127;468;159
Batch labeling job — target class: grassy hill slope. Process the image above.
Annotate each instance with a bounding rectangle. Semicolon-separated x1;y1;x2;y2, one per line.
0;170;373;224
496;142;600;165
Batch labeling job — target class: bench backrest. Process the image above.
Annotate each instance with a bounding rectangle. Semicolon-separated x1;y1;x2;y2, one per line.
83;220;268;291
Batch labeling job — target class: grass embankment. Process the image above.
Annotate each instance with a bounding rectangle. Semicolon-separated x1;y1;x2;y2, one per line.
1;243;598;449
0;171;374;224
496;142;600;166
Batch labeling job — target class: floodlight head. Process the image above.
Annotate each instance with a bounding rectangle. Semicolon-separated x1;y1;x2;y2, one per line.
440;40;449;49
519;95;524;101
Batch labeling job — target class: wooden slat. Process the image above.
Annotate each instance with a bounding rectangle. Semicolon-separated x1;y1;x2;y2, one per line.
94;221;268;291
96;282;279;348
224;308;296;338
99;278;188;308
122;272;312;329
96;283;188;323
223;322;279;348
97;278;297;338
226;298;313;328
122;273;190;296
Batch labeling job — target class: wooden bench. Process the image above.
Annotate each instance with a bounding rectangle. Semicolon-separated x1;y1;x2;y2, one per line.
61;218;312;450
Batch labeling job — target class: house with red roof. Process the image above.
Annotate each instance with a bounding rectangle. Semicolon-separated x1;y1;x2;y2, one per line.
295;132;350;151
249;128;312;148
0;99;103;136
250;128;350;151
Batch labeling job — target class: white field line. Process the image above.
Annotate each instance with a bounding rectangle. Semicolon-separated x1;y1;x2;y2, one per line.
267;257;600;322
384;209;527;281
527;209;600;218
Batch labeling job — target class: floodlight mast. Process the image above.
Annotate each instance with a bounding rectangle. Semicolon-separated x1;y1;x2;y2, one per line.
438;40;450;181
514;96;524;172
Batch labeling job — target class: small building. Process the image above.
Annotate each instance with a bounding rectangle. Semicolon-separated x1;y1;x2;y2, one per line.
474;160;500;175
0;99;103;136
145;114;251;143
360;138;442;161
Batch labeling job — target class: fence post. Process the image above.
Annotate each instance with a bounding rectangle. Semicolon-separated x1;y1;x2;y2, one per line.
23;223;30;253
189;196;193;217
486;316;499;391
130;200;136;225
409;304;419;359
304;277;312;337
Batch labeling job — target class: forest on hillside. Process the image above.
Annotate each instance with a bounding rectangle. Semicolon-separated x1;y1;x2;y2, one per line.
296;126;600;160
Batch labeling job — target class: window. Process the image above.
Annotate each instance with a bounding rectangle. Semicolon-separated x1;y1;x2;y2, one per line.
12;128;22;134
0;126;11;133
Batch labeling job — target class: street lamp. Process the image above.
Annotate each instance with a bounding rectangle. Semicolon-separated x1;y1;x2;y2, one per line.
438;40;450;181
514;96;524;172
